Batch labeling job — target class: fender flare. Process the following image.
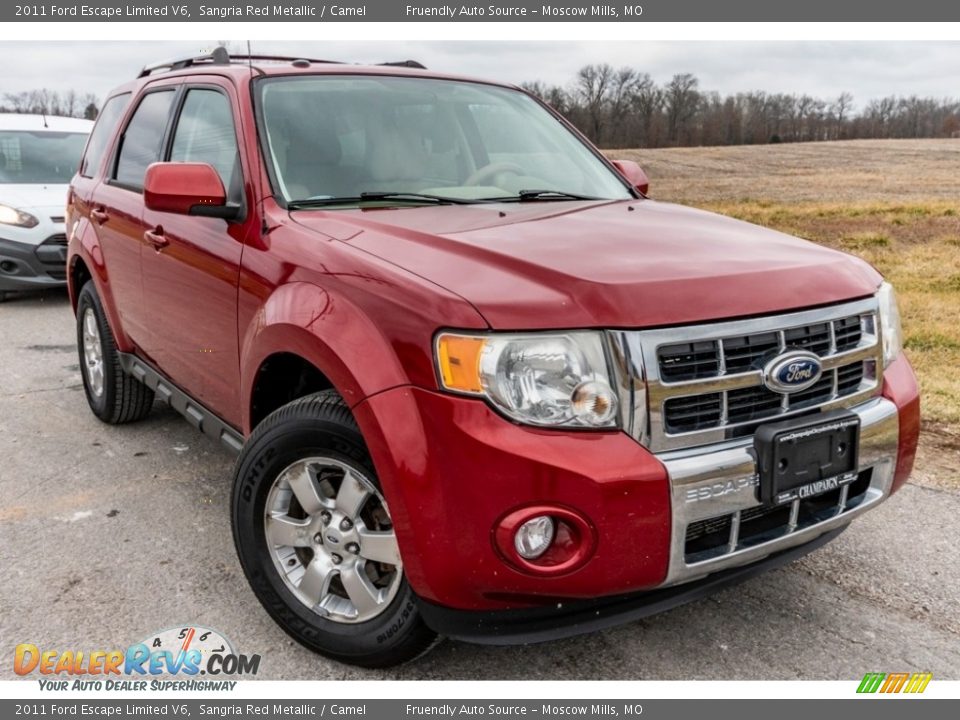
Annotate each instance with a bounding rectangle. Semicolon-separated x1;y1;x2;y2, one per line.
239;281;411;434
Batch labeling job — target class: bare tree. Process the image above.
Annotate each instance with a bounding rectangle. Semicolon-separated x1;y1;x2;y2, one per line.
665;73;700;144
575;64;614;143
832;92;855;139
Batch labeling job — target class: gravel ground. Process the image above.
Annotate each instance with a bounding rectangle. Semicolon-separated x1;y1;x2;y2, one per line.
1;289;958;681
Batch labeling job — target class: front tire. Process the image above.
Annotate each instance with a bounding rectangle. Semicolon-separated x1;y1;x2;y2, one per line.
231;390;438;668
76;281;154;424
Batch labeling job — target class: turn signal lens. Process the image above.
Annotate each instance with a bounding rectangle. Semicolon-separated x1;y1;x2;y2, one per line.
570;380;619;426
877;282;903;367
436;334;485;394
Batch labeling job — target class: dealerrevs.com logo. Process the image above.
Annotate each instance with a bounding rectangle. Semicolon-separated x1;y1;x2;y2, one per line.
14;626;260;691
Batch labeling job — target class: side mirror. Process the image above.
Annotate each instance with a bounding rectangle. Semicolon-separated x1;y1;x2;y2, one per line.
144;162;238;219
611;160;649;196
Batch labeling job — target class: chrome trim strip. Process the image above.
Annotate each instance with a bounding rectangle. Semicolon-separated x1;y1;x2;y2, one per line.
658;396;899;586
727;510;741;553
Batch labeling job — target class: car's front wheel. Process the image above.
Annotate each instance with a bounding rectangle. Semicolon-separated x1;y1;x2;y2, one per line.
231;390;438;668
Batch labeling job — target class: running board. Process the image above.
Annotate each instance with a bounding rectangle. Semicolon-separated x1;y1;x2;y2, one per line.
117;352;244;455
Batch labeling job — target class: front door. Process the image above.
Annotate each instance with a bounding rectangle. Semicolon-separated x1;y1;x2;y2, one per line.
139;80;251;423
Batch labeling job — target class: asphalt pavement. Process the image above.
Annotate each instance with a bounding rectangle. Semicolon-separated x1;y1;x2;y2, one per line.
1;289;958;680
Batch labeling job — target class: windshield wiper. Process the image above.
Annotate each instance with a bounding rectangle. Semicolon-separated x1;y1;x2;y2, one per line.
287;192;473;209
518;190;600;201
482;189;601;203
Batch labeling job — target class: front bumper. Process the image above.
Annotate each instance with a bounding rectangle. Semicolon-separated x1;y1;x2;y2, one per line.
353;353;918;619
418;525;846;645
660;395;896;587
0;235;68;291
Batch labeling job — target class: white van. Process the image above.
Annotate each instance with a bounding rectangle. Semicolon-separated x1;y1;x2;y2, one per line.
0;113;92;300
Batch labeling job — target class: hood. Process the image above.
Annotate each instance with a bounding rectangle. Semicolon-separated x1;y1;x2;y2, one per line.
291;199;881;329
0;183;70;214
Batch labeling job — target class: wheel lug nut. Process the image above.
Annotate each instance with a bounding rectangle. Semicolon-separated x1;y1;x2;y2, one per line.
346;543;359;554
320;511;332;525
340;518;353;531
313;533;323;544
331;554;343;565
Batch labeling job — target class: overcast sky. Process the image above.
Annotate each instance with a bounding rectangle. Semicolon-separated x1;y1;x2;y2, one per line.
2;41;958;107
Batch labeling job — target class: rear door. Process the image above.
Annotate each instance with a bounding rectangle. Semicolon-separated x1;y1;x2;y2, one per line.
71;91;130;293
93;84;179;348
139;78;250;422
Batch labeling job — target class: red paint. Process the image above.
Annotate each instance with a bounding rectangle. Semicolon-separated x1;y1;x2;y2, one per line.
66;60;920;615
351;386;672;610
610;159;649;195
881;353;921;494
144;162;226;215
300;200;881;330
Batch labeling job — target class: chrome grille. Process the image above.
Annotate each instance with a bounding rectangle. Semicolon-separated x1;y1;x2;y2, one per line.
683;468;873;563
608;297;884;452
657;314;863;382
663;359;866;434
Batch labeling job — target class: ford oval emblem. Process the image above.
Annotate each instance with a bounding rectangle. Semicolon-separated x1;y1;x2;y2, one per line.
763;351;823;394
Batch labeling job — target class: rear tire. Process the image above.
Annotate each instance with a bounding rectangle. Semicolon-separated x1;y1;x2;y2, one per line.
231;390;439;668
76;281;154;424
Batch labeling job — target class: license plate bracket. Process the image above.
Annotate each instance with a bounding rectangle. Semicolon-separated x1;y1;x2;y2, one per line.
754;409;861;506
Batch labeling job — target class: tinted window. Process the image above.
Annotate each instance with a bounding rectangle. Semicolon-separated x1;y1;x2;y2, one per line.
80;93;130;178
170;89;241;201
114;90;175;188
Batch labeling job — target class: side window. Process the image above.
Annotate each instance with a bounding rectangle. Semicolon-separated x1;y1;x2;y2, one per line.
114;90;175;189
169;89;241;202
80;93;130;178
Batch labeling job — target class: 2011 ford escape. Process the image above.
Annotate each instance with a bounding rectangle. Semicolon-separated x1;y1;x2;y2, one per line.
67;49;920;668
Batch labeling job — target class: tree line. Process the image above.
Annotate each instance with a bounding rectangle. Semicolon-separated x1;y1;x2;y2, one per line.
522;65;960;148
1;89;99;120
5;72;960;149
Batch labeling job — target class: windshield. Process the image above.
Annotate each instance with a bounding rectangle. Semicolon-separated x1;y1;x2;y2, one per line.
256;75;632;205
0;130;88;184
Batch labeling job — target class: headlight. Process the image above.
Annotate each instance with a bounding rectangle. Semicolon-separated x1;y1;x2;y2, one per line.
877;281;903;367
0;204;39;228
435;331;619;428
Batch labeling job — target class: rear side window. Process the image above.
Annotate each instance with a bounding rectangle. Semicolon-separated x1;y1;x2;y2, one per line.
170;89;242;202
79;93;130;178
114;90;175;189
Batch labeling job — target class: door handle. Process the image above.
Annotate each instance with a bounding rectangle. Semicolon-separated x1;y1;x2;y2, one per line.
90;209;109;224
144;227;169;250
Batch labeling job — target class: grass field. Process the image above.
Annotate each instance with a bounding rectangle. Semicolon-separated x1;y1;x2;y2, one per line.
606;139;960;461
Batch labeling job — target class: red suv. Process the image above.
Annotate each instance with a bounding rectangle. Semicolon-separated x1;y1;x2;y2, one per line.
67;49;920;668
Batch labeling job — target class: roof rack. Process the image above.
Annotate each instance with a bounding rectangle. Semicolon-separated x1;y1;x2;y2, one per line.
138;47;426;78
138;47;343;78
379;60;428;69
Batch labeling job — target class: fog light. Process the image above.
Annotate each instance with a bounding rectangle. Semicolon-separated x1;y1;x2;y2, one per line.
514;515;555;559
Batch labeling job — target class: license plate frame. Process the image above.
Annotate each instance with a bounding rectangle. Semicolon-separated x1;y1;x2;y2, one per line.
754;409;861;506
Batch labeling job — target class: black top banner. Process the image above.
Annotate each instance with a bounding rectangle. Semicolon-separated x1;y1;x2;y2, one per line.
9;0;960;22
